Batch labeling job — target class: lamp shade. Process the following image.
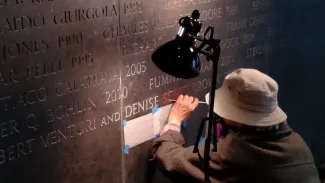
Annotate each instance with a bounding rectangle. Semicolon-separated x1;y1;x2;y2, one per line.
151;38;201;79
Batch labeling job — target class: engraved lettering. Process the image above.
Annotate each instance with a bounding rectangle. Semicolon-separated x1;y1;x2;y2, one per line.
16;143;25;158
10;120;19;134
0;122;8;138
1;0;54;7
122;37;166;57
54;5;118;25
123;1;144;15
0;149;5;164
249;15;268;27
125;61;146;78
8;43;20;58
86;118;96;131
162;78;211;104
40;129;68;147
123;96;158;119
242;33;256;44
8;146;15;161
56;70;120;97
0;0;7;8
51;131;57;144
252;0;273;11
227;19;248;32
200;61;213;73
162;85;190;104
47;109;54;123
40;133;50;147
0;39;48;62
103;21;149;41
0;69;18;85
48;98;96;121
41;117;99;148
77;122;84;135
0;120;20;138
151;14;186;31
0;87;48;111
101;116;108;126
27;60;62;80
58;129;67;142
103;25;119;41
103;112;121;125
0;96;10;111
66;125;75;138
246;45;265;58
58;32;83;49
220;37;240;50
149;74;181;90
197;78;212;92
26;138;34;153
226;5;238;16
0;138;34;165
164;0;218;9
0;14;45;35
15;0;23;4
227;15;268;32
105;86;128;104
72;53;94;69
220;54;235;66
26;114;38;131
201;8;222;21
31;0;54;4
33;14;45;28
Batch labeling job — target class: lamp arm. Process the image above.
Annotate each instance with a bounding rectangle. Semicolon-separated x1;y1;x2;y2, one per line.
190;26;222;183
191;26;221;62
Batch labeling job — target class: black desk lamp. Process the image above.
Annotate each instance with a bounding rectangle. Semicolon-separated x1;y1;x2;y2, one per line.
152;10;222;183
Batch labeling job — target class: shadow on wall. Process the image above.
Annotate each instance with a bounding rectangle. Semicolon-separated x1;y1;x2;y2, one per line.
320;168;325;182
267;0;325;168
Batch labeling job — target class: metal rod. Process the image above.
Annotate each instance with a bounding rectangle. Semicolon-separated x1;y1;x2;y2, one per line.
193;118;208;163
169;100;207;104
202;55;219;183
212;115;217;152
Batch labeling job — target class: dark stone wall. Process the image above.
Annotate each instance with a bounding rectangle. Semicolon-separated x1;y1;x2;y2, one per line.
0;0;323;182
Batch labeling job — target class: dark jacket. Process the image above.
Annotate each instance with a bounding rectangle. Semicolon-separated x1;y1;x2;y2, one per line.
151;122;320;183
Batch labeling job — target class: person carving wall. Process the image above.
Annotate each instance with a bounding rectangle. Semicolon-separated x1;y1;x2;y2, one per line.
151;68;321;183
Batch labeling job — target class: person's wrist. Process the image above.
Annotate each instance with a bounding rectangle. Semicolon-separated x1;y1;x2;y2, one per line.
168;118;182;127
159;123;181;136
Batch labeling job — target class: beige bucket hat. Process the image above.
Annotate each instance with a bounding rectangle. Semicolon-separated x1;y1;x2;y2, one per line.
205;68;287;127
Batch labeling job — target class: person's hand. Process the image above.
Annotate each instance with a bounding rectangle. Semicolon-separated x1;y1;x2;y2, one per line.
168;95;199;127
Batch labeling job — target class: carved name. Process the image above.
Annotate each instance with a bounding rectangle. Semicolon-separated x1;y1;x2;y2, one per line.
149;74;182;90
226;15;268;32
0;0;54;8
55;70;120;97
53;5;118;25
0;39;48;63
47;97;96;122
0;87;48;111
103;21;149;41
124;96;159;119
26;60;62;81
0;14;45;35
0;138;34;165
164;0;218;9
121;37;168;57
0;120;19;138
0;69;18;86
